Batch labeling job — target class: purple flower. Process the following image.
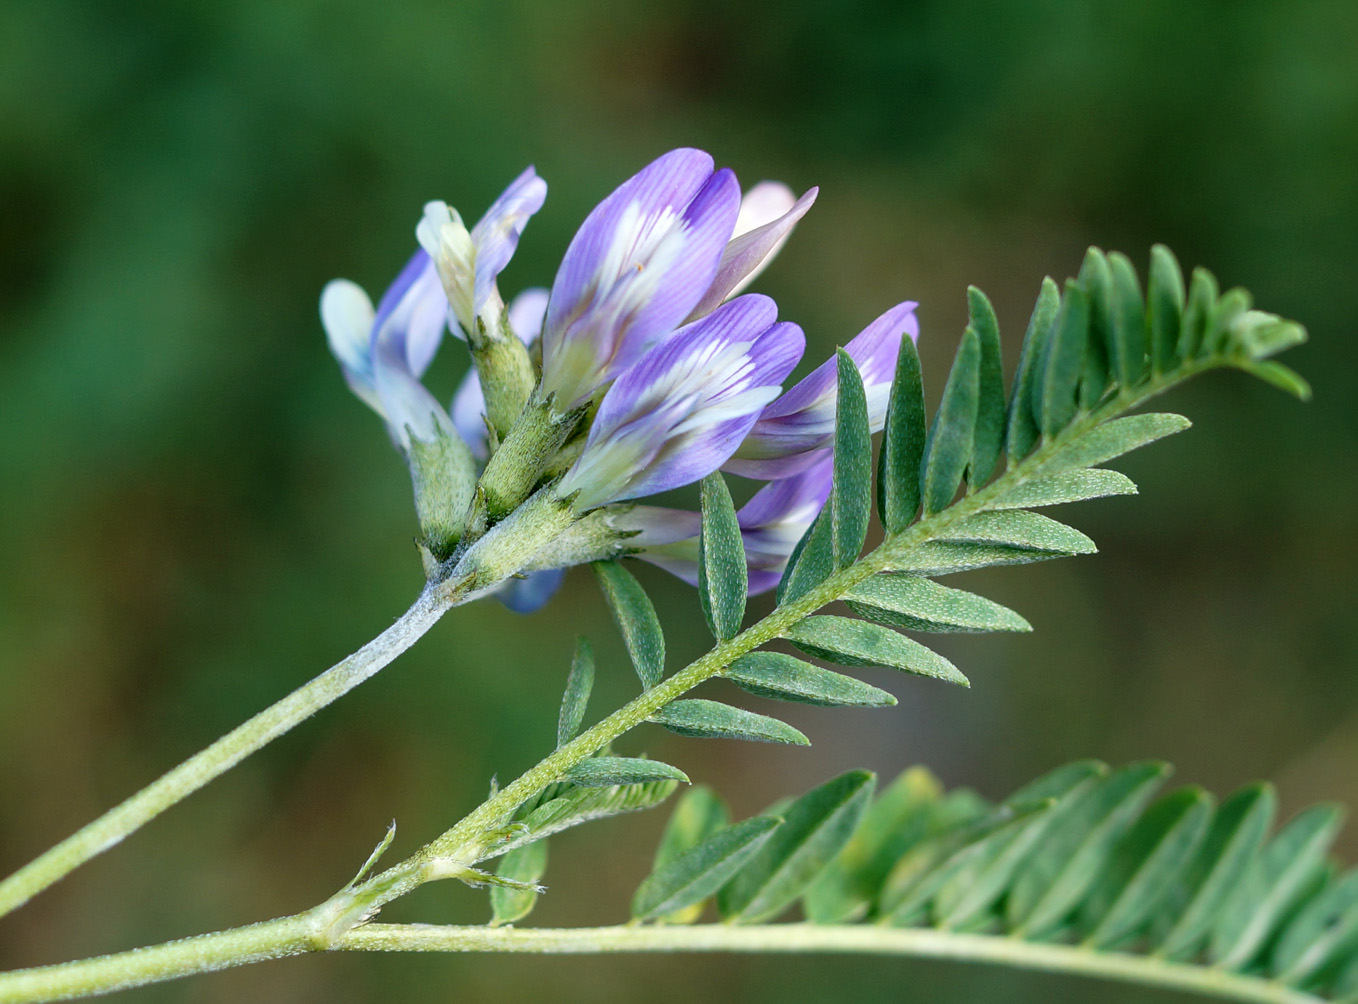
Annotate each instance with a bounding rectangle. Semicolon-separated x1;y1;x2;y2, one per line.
724;301;919;478
623;450;835;594
557;294;804;510
451;287;550;458
417;166;547;341
320;250;452;447
322;168;547;447
538;149;743;409
686;181;818;322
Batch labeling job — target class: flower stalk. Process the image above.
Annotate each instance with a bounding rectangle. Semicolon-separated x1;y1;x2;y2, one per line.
0;575;470;922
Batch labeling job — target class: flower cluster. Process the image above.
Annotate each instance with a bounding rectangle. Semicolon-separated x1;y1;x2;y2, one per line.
321;149;918;610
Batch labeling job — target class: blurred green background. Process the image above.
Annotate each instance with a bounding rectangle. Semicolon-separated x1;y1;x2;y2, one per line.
2;1;1356;1001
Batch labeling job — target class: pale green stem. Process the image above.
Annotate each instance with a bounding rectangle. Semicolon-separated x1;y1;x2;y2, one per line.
0;579;465;921
0;919;1325;1004
341;924;1326;1004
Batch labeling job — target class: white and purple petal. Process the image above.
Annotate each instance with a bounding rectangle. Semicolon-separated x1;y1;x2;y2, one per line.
724;300;919;478
687;184;818;321
559;294;804;509
372;249;448;376
320;279;381;410
540;149;743;407
470;167;547;316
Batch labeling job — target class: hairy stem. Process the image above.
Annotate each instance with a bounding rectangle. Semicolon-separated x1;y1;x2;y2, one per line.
340;924;1324;1004
0;579;465;921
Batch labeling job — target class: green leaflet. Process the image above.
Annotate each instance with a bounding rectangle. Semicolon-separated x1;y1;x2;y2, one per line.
1203;286;1251;357
648;787;730;924
557;636;594;748
719;770;876;923
845;575;1031;634
1007;761;1169;940
1037;280;1090;436
804;767;945;924
515;778;680;847
931;762;1106;931
776;504;834;605
657;787;733;869
785;615;969;686
1077;248;1113;409
989;469;1137;510
1178;266;1219;361
776;352;872;605
885;541;1066;577
697;473;746;642
632;815;783;921
1107;251;1147;387
874;788;997;924
651;699;809;745
1238;358;1313;401
877;334;925;533
1274;870;1358;986
654;787;729;871
831;349;873;567
875;789;992;925
1079;786;1213;949
1151;782;1276;961
936;510;1095;555
1148;244;1186;375
1029;412;1191;479
1210;803;1345;970
883;799;1055;928
1006;276;1061;462
562;757;688;787
725;652;896;708
490;839;547;926
967;287;1005;487
592;560;665;689
920;326;980;514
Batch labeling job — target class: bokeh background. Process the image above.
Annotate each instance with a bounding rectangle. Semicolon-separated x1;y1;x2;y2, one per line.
2;2;1356;1001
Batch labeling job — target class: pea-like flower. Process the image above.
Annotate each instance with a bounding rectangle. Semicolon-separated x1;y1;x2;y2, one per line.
321;167;546;448
556;294;804;511
724;301;919;478
538;149;743;409
621;450;835;594
416;167;547;341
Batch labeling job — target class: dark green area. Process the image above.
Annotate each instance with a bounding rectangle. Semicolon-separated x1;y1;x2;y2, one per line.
1;2;1355;1002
